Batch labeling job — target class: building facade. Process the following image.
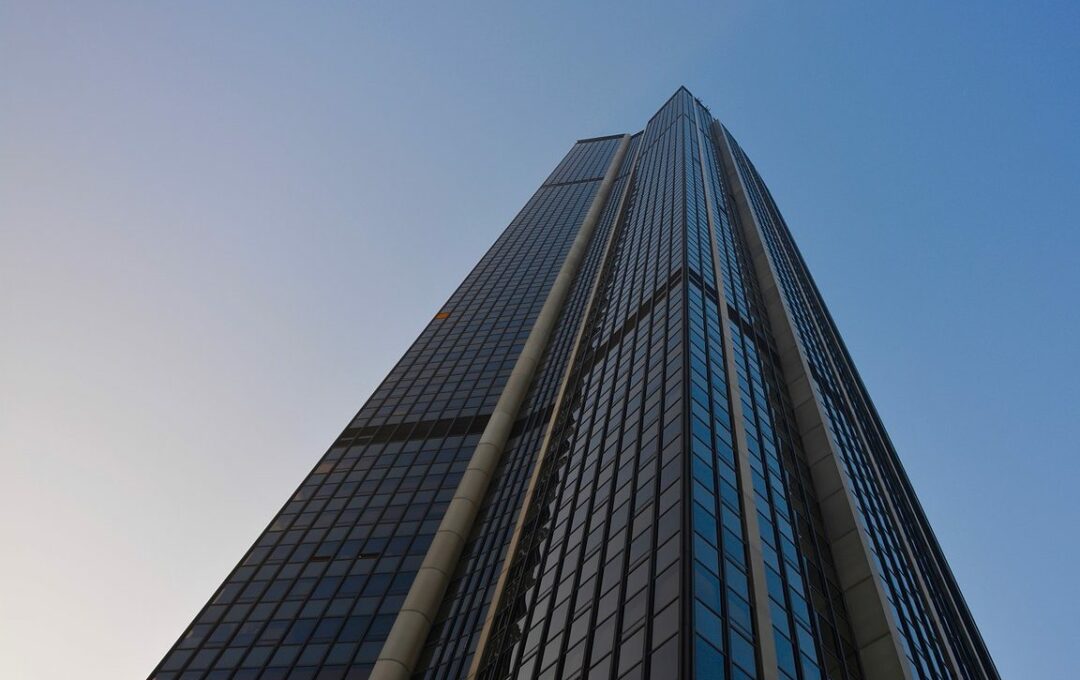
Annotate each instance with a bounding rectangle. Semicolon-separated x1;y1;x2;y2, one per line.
151;89;998;680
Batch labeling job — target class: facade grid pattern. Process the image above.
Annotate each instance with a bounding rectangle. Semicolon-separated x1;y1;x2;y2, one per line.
726;134;968;680
415;136;638;680
150;142;607;680
481;92;692;680
151;87;999;680
695;103;864;680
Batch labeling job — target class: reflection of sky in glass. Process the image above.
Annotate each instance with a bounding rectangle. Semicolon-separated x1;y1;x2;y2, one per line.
2;2;1077;679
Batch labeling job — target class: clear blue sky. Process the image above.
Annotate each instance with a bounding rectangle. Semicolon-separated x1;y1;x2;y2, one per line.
2;2;1077;678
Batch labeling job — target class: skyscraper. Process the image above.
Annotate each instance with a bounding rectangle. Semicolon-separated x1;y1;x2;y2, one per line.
151;89;998;680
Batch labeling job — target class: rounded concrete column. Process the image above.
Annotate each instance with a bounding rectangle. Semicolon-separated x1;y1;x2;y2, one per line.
370;134;631;680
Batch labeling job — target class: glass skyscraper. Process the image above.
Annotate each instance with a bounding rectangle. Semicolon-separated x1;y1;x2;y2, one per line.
151;89;998;680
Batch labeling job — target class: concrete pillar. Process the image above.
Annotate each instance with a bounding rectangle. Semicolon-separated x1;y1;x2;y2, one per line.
370;134;632;680
464;133;643;680
711;121;914;680
692;108;780;680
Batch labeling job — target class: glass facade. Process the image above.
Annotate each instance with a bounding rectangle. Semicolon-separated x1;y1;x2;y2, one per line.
151;89;998;680
723;132;998;680
149;136;625;680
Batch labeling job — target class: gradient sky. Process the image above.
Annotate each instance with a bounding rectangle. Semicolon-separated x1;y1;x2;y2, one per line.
2;2;1077;679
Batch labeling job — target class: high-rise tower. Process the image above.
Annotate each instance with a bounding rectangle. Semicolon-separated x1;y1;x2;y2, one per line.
151;89;998;680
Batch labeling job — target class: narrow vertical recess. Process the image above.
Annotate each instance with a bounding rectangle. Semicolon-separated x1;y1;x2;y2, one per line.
711;122;914;680
680;119;695;680
692;109;779;680
465;134;644;680
371;134;632;680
